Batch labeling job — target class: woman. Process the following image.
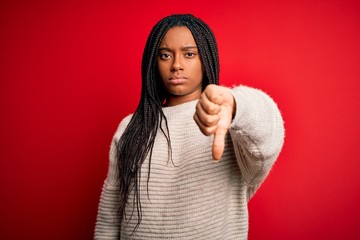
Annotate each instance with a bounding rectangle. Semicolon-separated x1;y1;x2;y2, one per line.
95;14;284;239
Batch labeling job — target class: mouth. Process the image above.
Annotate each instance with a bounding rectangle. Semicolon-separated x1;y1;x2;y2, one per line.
169;76;187;84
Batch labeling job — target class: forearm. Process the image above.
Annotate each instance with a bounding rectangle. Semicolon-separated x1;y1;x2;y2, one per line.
94;181;121;239
229;85;285;186
94;137;122;239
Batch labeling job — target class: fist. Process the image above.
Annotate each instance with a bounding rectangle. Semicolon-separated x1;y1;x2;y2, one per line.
193;84;236;161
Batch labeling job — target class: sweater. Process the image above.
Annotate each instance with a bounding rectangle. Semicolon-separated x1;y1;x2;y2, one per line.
94;85;285;239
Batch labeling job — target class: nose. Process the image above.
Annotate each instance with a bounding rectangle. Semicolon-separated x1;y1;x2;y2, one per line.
171;54;183;72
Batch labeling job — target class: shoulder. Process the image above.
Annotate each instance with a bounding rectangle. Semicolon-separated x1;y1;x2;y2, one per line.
113;114;133;141
230;85;280;110
231;85;270;98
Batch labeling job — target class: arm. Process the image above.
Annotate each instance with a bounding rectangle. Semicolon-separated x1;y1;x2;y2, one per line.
229;86;284;199
194;85;285;199
94;115;132;239
94;137;121;239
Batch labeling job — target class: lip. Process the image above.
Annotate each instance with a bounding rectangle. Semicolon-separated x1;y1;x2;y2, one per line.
169;76;187;84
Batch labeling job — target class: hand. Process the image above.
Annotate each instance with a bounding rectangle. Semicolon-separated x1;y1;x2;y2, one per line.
193;84;236;161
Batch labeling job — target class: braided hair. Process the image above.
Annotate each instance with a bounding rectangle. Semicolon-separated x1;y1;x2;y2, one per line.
117;13;220;230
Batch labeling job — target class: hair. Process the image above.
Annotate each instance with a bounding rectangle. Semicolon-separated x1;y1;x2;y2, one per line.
117;13;220;230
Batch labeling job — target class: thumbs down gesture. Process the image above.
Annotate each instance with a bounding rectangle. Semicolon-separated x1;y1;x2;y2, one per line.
194;84;236;161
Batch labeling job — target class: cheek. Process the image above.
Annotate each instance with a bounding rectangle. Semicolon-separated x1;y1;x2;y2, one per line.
157;63;167;79
195;62;204;81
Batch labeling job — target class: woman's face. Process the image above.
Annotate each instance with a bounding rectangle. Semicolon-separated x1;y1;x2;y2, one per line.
157;26;203;106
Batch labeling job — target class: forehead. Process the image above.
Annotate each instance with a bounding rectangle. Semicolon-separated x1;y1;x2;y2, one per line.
160;26;197;47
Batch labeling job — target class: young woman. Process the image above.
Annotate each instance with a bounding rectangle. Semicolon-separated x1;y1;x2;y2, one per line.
95;14;284;239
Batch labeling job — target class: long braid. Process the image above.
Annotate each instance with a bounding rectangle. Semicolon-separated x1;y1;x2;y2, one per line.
117;14;220;232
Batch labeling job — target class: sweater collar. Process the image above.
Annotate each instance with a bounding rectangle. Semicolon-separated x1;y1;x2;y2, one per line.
162;100;198;116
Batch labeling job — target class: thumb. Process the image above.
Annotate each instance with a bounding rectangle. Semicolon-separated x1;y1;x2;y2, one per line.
212;126;227;161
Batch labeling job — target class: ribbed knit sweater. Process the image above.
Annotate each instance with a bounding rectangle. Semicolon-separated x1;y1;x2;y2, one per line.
95;86;285;239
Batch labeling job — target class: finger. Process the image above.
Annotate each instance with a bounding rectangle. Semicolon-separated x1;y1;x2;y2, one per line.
195;102;220;127
212;126;227;161
199;92;221;115
193;113;217;136
204;85;226;106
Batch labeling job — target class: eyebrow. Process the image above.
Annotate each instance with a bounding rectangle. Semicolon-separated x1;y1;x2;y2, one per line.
158;46;198;52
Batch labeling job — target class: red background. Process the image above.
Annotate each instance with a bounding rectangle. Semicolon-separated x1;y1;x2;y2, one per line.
1;0;359;239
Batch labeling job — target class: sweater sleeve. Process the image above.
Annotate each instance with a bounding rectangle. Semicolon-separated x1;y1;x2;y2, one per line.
94;115;132;239
229;86;285;200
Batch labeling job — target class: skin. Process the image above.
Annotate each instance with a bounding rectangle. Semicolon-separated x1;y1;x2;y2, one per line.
194;85;236;160
158;26;204;107
157;26;236;161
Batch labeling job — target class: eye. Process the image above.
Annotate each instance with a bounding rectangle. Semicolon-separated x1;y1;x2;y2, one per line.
185;52;196;58
159;53;172;60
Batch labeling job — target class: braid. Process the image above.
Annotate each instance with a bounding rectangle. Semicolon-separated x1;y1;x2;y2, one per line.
117;13;219;231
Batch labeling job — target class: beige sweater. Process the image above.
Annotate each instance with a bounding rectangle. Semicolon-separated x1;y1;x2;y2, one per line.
95;86;285;239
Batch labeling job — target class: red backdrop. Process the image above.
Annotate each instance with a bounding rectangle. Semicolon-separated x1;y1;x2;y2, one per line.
1;0;359;239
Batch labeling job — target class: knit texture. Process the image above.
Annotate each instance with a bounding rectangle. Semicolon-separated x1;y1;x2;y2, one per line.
95;85;285;239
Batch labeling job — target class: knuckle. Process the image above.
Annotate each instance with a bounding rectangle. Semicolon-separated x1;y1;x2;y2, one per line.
195;103;201;112
208;84;217;91
204;117;212;125
203;129;212;136
204;115;218;126
208;104;220;114
207;104;215;112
